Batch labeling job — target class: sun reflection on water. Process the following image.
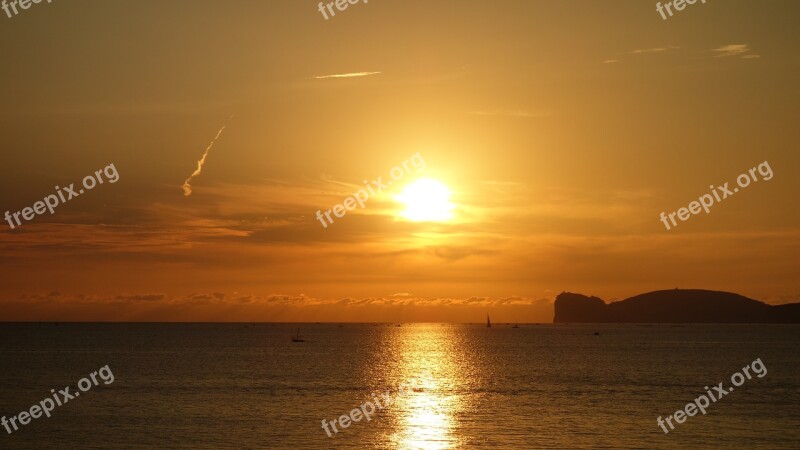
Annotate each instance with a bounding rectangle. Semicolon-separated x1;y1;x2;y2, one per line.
387;324;468;449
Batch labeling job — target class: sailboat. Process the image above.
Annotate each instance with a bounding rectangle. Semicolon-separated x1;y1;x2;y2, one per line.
512;323;519;328
291;328;305;343
486;315;492;328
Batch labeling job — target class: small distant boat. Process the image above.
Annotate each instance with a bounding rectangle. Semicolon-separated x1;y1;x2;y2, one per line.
291;328;305;343
486;315;492;328
512;323;519;328
593;331;600;336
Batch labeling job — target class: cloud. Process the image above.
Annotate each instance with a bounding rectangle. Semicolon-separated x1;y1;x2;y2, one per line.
630;46;679;54
430;246;495;261
603;46;677;63
313;72;381;79
711;44;757;58
114;293;166;302
182;119;232;197
1;291;553;309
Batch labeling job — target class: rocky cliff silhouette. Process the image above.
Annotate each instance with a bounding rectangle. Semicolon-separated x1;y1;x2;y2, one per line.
553;289;800;323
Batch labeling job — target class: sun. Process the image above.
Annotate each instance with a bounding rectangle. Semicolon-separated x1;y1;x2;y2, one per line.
396;178;455;222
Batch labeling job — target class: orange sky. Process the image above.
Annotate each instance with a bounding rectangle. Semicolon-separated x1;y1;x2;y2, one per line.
1;0;799;322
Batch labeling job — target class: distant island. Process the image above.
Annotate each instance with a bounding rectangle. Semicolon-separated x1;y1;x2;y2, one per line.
553;289;800;323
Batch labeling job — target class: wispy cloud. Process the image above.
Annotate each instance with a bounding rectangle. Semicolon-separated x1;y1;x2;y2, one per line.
712;44;759;59
313;71;381;79
630;45;679;54
0;291;557;322
610;44;759;63
182;118;233;197
603;46;677;63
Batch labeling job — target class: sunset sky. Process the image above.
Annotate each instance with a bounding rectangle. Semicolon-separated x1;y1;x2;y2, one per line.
1;0;798;322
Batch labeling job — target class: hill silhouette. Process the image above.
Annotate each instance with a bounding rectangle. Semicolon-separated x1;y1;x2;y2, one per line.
554;289;800;323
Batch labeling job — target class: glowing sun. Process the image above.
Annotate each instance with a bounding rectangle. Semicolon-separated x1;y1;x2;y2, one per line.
396;178;455;222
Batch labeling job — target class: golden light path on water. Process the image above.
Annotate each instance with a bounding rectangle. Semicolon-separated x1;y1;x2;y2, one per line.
386;324;469;449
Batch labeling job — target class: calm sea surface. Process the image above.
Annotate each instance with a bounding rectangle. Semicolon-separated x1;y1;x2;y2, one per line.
0;323;798;449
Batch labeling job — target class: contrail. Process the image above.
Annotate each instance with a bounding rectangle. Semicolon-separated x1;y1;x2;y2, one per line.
182;118;232;197
313;71;381;79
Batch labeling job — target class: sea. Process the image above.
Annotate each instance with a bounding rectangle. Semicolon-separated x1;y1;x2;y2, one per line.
0;323;798;449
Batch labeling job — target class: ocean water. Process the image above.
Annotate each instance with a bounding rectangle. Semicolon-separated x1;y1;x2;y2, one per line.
0;323;798;449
